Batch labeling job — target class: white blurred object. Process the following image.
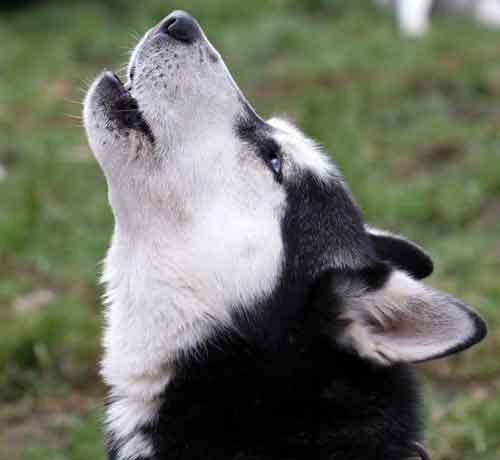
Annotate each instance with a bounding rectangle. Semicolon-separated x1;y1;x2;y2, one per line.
397;0;433;36
375;0;500;36
475;0;500;28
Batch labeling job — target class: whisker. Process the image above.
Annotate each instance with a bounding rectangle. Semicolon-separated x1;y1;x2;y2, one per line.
117;64;129;77
65;113;84;120
65;98;84;105
79;76;94;87
128;30;141;41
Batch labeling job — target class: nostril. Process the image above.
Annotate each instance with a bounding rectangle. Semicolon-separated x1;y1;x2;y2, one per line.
159;11;200;44
160;16;177;35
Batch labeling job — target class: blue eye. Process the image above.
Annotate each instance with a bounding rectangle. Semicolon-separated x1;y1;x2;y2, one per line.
256;137;282;182
269;156;282;176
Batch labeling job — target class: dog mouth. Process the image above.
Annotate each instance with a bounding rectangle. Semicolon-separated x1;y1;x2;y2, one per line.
85;10;244;159
103;72;155;144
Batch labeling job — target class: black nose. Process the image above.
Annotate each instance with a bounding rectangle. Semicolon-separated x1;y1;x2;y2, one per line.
159;11;201;44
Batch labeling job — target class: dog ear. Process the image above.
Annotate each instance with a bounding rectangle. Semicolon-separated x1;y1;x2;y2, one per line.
317;266;487;365
366;226;434;279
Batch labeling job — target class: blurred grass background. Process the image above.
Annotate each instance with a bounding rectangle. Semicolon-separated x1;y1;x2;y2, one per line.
1;0;499;458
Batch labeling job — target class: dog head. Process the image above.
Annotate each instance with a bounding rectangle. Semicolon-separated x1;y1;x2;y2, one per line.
84;11;486;381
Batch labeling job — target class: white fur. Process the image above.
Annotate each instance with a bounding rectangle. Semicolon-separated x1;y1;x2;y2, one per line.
100;166;285;398
106;394;161;459
106;393;162;437
118;433;155;460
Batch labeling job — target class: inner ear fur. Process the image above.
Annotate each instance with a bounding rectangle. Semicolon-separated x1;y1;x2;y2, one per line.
318;266;487;366
367;226;434;280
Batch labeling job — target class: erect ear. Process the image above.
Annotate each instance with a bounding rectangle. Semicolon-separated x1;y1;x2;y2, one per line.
366;226;434;279
320;266;487;365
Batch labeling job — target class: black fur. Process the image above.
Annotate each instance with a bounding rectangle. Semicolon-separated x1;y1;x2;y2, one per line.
369;232;434;280
109;115;423;460
143;328;420;460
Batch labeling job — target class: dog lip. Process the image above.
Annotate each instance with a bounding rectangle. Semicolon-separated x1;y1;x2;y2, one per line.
95;71;128;99
104;70;124;87
110;72;124;86
94;71;155;144
111;91;155;144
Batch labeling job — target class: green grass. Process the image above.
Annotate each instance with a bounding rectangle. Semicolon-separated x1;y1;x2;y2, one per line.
1;0;499;458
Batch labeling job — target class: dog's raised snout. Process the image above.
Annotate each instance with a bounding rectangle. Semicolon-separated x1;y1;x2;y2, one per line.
160;11;201;44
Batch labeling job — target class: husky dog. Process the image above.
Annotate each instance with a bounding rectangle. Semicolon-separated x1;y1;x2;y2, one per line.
83;11;487;460
376;0;500;36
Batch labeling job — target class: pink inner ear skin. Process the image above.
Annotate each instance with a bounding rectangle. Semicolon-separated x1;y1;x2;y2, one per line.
337;270;487;365
370;290;486;364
